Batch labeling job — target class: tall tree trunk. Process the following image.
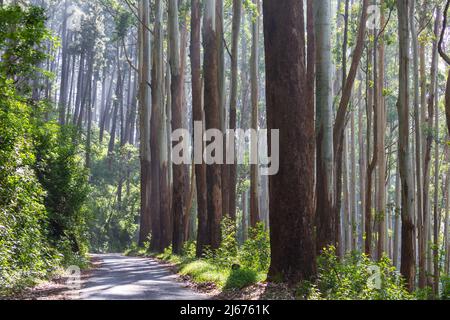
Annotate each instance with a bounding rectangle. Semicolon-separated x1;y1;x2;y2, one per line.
100;63;116;143
250;0;260;228
423;8;440;288
433;84;440;296
314;0;335;253
216;0;229;219
397;0;416;291
343;133;351;253
58;0;69;125
137;0;152;246
203;0;223;250
365;33;377;257
393;164;401;268
350;101;357;251
359;73;366;252
108;50;124;166
169;0;186;255
190;0;208;257
228;0;242;222
376;2;387;259
410;0;426;288
263;0;316;284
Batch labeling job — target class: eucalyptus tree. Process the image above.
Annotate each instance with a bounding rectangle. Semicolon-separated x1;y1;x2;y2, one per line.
314;0;334;253
168;0;186;254
396;0;416;291
190;0;208;257
376;0;387;259
228;0;242;222
203;0;223;249
250;0;260;228
263;0;316;284
422;7;441;287
137;0;152;246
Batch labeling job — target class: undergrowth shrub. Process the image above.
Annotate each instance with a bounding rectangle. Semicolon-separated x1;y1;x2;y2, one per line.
224;268;258;290
204;217;238;268
440;275;450;300
239;223;270;273
300;247;413;300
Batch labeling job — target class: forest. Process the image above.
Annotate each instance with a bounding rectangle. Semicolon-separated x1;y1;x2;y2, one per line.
1;0;450;301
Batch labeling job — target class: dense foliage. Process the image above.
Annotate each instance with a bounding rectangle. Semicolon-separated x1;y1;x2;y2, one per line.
0;5;90;294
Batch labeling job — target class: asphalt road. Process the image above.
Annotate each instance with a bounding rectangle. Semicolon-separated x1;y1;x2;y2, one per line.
80;254;207;300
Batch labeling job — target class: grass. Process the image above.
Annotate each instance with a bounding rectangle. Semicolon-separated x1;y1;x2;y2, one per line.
153;251;266;290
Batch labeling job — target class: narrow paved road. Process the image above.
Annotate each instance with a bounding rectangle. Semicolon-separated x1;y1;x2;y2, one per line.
80;254;207;300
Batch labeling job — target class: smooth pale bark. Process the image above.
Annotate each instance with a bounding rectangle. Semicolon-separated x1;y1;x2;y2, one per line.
204;0;223;250
410;0;426;288
343;133;351;253
397;0;416;291
190;0;208;257
393;165;401;268
263;0;316;284
314;0;335;253
423;9;440;287
250;0;260;228
240;14;250;131
67;53;76;123
358;75;366;252
149;0;166;253
108;51;124;167
100;63;116;143
73;52;84;124
350;103;357;251
242;191;248;242
365;32;377;257
228;0;242;222
168;0;186;254
58;0;69;125
216;0;229;219
86;72;98;170
376;2;387;259
77;50;94;130
162;55;173;251
433;85;440;295
137;0;152;246
418;38;428;291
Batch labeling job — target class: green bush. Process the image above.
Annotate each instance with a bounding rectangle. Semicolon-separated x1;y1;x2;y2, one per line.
239;223;270;273
34;123;90;260
301;247;413;300
224;268;258;290
441;275;450;300
0;74;56;294
182;241;197;260
204;217;238;268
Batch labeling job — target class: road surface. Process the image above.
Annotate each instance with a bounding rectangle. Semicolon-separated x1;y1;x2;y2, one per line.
80;254;207;300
